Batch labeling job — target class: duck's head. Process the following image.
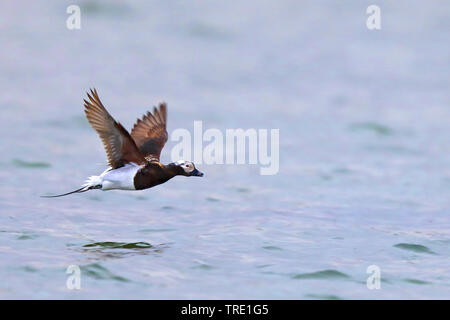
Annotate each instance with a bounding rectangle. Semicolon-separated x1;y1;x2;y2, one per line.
172;160;204;177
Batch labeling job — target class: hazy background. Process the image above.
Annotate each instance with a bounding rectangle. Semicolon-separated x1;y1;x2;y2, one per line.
0;0;449;299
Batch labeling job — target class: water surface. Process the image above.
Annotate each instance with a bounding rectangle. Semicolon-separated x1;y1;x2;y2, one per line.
0;0;449;299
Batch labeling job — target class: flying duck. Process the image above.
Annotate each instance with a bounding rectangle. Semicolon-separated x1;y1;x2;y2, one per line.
43;89;203;197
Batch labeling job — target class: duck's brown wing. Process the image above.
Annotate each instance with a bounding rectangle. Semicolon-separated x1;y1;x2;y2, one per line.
84;89;146;169
130;102;168;161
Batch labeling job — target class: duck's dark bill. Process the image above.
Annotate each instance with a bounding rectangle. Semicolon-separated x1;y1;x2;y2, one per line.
191;169;204;177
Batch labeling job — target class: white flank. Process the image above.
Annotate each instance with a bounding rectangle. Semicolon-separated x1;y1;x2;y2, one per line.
83;163;141;191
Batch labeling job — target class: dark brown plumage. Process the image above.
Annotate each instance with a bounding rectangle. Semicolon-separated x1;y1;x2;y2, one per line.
130;102;168;161
84;89;146;169
133;162;182;190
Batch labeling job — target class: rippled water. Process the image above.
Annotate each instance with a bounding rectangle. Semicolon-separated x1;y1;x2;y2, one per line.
1;1;450;299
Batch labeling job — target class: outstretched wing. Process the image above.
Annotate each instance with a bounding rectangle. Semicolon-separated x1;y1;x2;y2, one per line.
130;102;168;161
84;88;146;169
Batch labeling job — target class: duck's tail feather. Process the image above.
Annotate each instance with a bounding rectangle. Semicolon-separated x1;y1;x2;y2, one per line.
41;186;92;198
41;175;102;198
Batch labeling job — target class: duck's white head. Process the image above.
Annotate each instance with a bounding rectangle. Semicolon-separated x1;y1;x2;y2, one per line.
173;160;204;177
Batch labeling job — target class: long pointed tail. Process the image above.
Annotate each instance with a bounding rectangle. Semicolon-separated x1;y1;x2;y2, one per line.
41;175;102;198
41;186;92;198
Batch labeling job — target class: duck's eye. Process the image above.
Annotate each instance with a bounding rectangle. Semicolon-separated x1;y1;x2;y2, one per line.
182;163;194;173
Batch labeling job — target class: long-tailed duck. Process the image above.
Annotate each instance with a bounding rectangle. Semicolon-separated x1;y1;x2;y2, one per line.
43;89;203;197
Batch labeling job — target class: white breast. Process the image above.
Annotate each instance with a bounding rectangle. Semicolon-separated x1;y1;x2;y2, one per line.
99;163;141;191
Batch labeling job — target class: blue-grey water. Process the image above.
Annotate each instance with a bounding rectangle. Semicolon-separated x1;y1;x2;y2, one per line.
1;1;450;299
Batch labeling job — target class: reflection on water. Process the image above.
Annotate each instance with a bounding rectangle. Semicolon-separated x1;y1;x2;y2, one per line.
83;241;154;249
78;241;169;261
292;270;350;280
82;263;130;282
393;243;436;255
348;122;393;136
12;159;51;169
0;0;449;299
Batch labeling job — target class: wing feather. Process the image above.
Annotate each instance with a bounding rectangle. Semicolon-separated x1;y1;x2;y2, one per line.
130;102;168;161
83;89;146;168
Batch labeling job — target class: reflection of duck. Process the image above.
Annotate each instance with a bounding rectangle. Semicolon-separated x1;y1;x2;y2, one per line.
43;89;203;198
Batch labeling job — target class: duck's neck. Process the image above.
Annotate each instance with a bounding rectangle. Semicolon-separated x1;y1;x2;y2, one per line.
164;163;184;178
135;162;181;190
